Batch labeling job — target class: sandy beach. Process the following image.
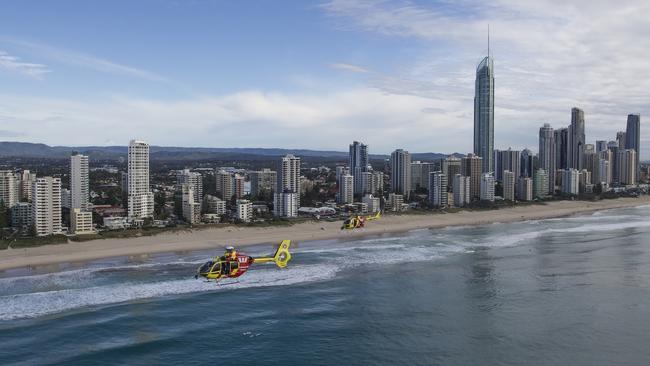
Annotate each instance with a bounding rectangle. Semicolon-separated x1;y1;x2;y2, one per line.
1;196;649;272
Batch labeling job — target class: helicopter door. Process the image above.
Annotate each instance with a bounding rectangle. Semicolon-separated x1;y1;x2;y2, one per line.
210;262;222;276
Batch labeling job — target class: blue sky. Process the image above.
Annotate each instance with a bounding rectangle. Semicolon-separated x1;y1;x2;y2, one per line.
1;0;649;157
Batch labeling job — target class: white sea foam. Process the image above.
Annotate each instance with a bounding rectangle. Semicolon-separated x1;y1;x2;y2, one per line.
4;207;649;321
0;264;337;321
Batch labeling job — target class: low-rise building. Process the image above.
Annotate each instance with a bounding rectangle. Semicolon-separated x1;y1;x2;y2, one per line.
71;208;94;235
236;199;253;223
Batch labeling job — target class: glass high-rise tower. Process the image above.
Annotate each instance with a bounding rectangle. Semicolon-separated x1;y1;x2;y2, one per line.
474;55;494;174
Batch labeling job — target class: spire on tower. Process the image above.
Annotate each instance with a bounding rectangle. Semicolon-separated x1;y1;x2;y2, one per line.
487;24;490;58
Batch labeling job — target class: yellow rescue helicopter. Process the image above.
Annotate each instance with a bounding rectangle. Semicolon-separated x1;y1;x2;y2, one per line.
341;211;381;230
195;240;292;281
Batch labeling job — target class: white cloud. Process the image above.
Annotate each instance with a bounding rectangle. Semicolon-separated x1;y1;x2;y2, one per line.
0;89;467;153
1;38;166;82
0;50;50;78
320;0;650;157
329;63;370;73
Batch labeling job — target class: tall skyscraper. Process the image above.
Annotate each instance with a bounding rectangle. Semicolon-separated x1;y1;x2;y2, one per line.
349;141;369;196
428;171;448;208
520;148;534;178
495;148;520;182
568;107;585;170
539;123;556;194
70;152;90;211
625;114;641;176
0;170;19;208
554;127;569;170
274;154;301;217
616;131;627;150
390;149;411;199
461;154;483;200
127;140;154;219
277;154;301;194
474;50;495;173
596;140;608;153
32;177;63;236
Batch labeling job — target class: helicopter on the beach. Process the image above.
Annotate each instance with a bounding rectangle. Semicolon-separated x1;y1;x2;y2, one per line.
341;211;381;230
195;240;292;282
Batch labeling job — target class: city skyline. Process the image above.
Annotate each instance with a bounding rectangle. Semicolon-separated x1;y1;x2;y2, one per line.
1;1;649;157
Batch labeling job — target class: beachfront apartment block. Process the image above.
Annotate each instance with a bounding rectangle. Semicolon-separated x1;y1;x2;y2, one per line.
453;174;470;207
182;184;201;224
517;177;533;201
32;177;63;236
533;169;549;199
338;174;354;204
70;152;90;211
128;140;154;219
274;191;298;218
362;194;380;213
480;173;495;202
429;171;448;208
462;154;482;200
390;149;411;200
236;199;253;223
561;169;579;195
71;208;94;235
502;170;515;201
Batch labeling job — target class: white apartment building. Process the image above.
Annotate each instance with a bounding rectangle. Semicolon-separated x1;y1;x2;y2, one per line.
236;199;253;223
182;184;201;224
362;194;380;213
274;191;298;218
177;169;203;203
71;208;94;235
203;194;226;215
338;174;354;204
70;152;90;210
429;171;448;208
215;170;234;201
480;173;495;202
128;140;154;219
32;177;63;236
0;170;19;208
562;169;579;195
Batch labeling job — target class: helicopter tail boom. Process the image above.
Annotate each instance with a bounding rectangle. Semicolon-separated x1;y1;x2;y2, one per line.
253;240;292;268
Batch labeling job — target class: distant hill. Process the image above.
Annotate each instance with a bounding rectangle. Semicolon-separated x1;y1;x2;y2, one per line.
0;141;460;162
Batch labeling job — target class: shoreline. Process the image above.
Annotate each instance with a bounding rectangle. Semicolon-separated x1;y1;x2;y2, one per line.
1;196;649;272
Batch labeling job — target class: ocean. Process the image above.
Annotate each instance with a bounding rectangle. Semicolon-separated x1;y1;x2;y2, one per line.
2;205;650;365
